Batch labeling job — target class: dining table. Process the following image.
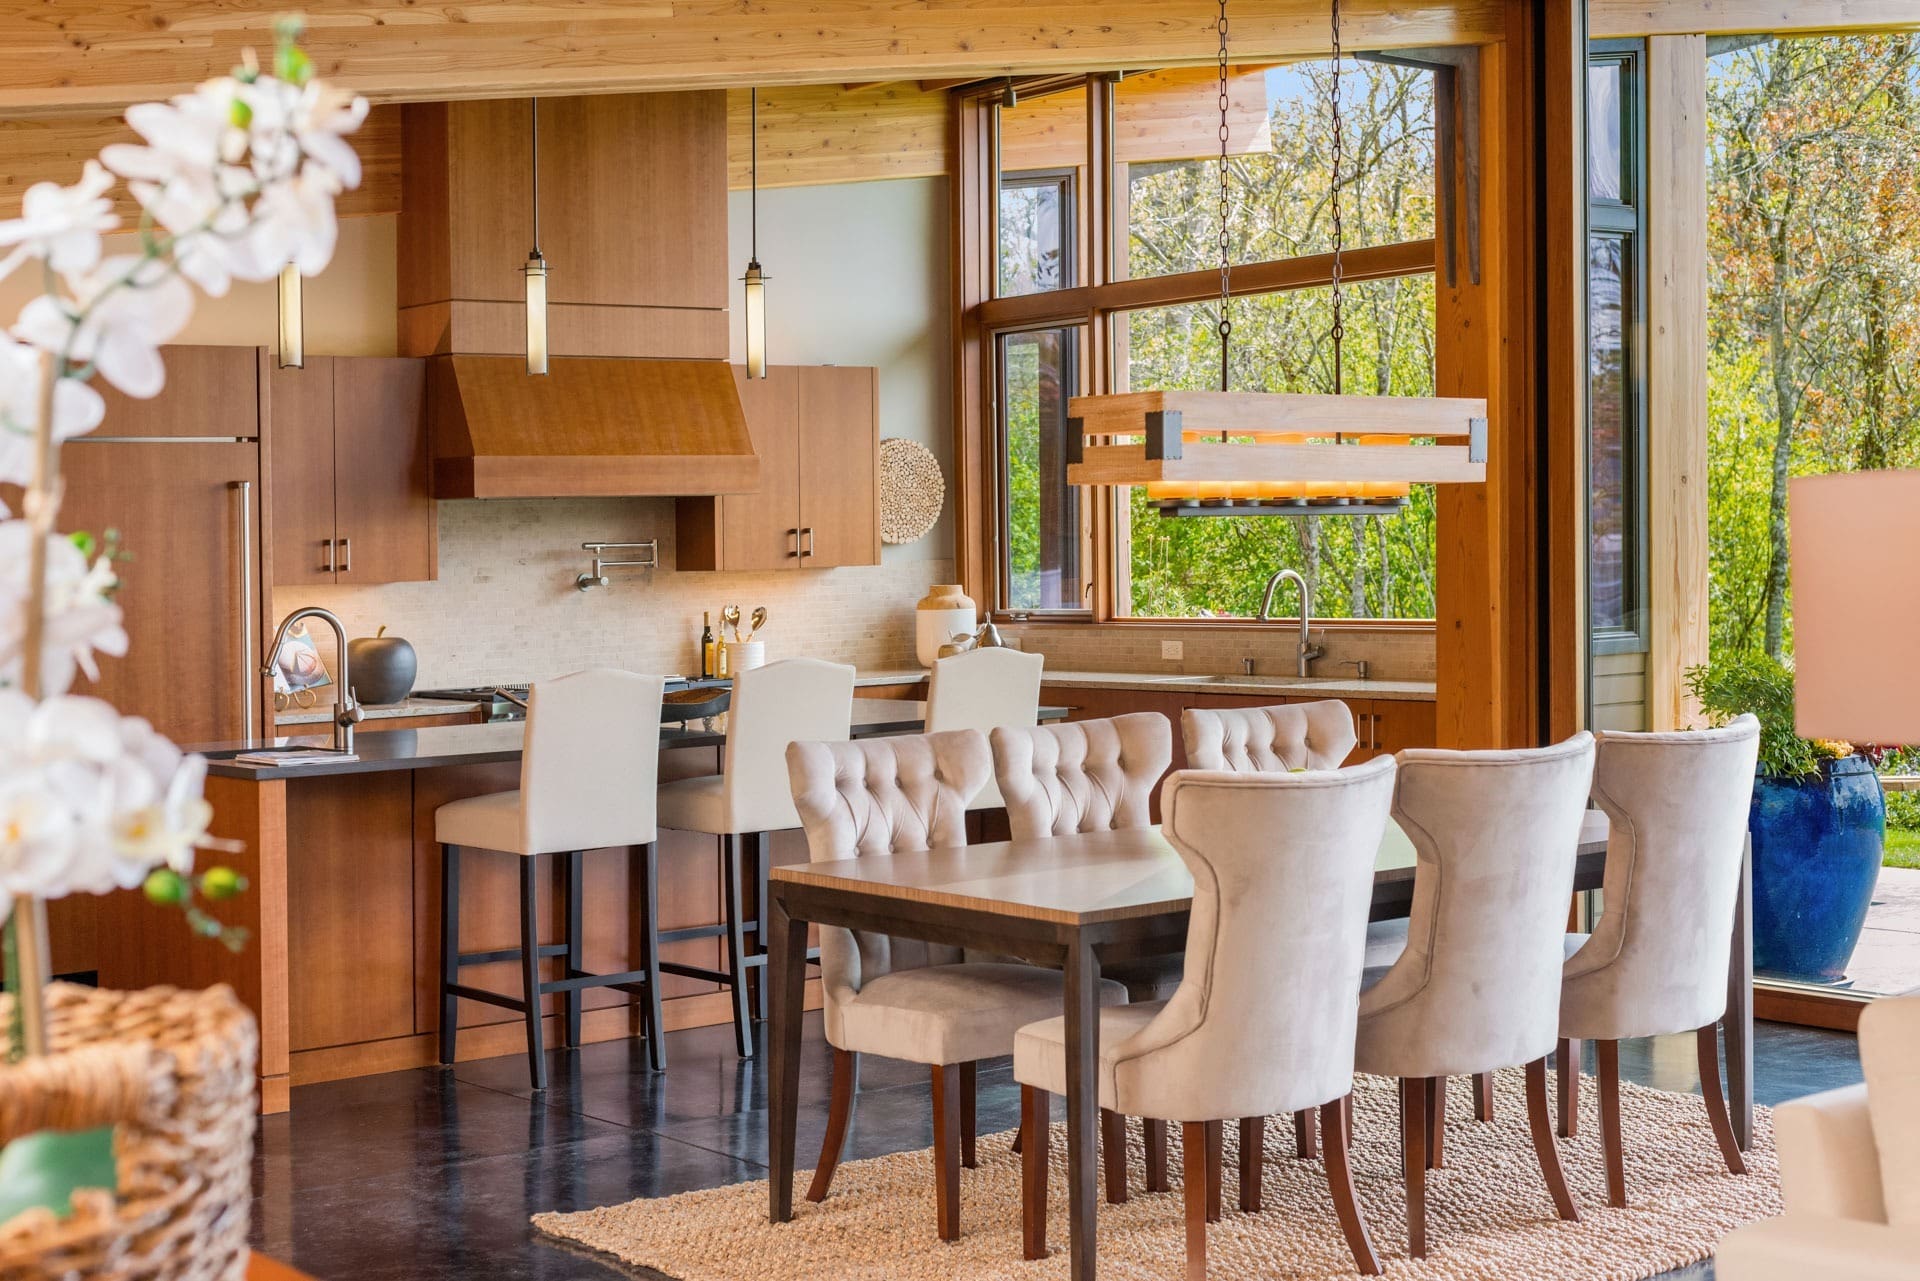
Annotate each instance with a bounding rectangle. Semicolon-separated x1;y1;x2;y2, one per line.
762;809;1755;1281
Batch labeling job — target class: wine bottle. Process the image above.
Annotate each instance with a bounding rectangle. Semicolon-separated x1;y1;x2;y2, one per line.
699;610;715;679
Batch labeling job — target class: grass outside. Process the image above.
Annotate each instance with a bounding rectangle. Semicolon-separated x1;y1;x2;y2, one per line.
1887;827;1920;869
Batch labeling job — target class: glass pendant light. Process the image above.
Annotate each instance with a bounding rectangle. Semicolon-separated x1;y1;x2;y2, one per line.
276;262;304;369
741;88;769;378
524;98;549;376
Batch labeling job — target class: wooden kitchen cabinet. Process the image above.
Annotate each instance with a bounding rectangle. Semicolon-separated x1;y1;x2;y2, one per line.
675;364;879;571
1349;698;1439;761
270;356;435;586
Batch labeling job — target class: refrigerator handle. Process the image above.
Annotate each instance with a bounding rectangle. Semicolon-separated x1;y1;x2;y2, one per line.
235;480;256;741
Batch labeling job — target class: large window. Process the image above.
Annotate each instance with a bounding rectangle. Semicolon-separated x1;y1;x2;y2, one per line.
1587;42;1650;651
979;62;1442;622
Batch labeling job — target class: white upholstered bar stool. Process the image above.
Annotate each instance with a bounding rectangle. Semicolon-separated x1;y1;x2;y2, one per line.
656;657;855;1059
1181;698;1362;1161
925;646;1045;810
1353;733;1596;1259
1013;761;1398;1276
786;730;1128;1243
435;668;668;1090
993;711;1175;1195
1556;715;1760;1207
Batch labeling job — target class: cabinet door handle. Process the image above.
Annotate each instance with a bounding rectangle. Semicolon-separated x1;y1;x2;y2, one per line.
1369;713;1381;751
321;538;335;574
339;536;351;574
802;527;816;560
235;481;255;741
788;528;802;559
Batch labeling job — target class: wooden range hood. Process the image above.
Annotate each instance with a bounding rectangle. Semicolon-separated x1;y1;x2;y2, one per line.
427;355;759;499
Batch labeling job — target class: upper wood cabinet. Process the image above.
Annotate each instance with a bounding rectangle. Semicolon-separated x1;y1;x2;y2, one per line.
676;365;880;572
91;344;260;438
269;356;435;587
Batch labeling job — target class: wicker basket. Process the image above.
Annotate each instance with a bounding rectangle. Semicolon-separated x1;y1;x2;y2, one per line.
0;983;257;1281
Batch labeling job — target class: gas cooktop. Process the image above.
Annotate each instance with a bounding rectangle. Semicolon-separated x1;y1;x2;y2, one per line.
415;677;722;723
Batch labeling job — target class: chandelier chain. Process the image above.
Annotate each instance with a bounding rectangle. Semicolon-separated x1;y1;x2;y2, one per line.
1216;0;1231;392
1329;0;1345;395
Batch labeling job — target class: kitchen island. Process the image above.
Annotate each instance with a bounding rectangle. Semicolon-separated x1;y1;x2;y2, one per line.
96;699;1055;1112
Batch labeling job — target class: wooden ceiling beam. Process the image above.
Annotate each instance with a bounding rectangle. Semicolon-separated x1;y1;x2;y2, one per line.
0;0;1504;117
1589;0;1920;38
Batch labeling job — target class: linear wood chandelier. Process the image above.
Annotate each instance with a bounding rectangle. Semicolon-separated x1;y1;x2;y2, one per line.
1064;0;1487;516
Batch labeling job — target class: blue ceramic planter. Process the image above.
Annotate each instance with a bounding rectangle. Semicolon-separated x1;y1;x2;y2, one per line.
1750;754;1886;984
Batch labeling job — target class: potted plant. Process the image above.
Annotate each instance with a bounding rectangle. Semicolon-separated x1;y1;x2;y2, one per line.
1687;652;1887;984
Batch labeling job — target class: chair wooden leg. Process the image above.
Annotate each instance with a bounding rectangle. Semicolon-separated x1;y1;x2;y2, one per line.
1293;1107;1319;1159
564;850;584;1048
1012;1119;1024;1155
1144;1118;1169;1192
1597;1039;1627;1208
638;842;666;1072
1203;1118;1223;1224
1183;1121;1210;1281
1238;1116;1263;1212
1021;1086;1050;1260
438;844;460;1066
1322;1097;1381;1276
1340;1093;1353;1144
931;1064;962;1242
1525;1057;1580;1221
1697;1023;1749;1176
1425;1076;1447;1170
519;856;547;1091
1473;1071;1495;1122
1101;1108;1128;1204
721;834;754;1059
1400;1077;1428;1259
961;1061;978;1170
1557;1038;1579;1138
752;831;771;1024
806;1047;856;1203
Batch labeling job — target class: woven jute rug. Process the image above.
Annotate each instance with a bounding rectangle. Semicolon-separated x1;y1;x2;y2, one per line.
534;1068;1778;1280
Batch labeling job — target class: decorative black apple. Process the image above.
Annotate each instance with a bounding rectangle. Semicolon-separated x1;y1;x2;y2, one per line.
347;625;418;706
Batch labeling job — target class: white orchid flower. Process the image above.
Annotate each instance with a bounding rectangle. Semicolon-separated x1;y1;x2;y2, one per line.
0;335;106;494
0;160;121;281
0;521;128;696
14;255;194;398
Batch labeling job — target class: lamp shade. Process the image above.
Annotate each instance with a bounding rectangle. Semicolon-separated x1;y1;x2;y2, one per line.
1790;469;1920;744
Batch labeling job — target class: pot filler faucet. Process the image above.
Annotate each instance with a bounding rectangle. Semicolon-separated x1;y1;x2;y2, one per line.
265;606;363;752
1257;568;1324;678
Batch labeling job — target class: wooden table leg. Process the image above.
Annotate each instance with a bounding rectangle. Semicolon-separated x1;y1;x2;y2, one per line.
1726;835;1754;1151
766;888;809;1224
1062;934;1101;1281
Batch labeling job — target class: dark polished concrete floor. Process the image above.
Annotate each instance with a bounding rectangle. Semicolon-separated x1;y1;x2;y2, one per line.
249;1017;1861;1280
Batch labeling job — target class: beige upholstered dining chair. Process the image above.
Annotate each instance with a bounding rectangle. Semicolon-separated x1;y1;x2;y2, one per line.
1556;716;1761;1207
926;646;1046;809
1180;697;1360;1162
1012;761;1399;1276
1181;699;1358;773
434;668;668;1088
1354;733;1597;1259
657;657;855;1058
991;712;1178;1196
786;730;1128;1243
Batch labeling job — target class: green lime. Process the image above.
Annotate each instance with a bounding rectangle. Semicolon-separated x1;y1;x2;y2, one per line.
143;868;186;906
200;867;246;900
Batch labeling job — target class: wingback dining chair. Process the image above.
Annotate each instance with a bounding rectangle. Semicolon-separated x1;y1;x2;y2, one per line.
925;646;1046;810
1353;733;1597;1259
1012;760;1399;1277
434;668;668;1089
1555;716;1761;1207
1180;698;1363;1162
786;730;1128;1243
657;657;855;1059
992;712;1179;1199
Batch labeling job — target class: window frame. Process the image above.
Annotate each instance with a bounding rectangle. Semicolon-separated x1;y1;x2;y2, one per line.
960;71;1446;629
1586;39;1653;657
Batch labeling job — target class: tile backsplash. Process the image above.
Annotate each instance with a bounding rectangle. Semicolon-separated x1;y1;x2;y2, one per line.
1004;621;1436;683
272;498;946;686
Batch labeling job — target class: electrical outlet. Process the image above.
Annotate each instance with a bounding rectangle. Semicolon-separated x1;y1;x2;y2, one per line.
1161;640;1183;660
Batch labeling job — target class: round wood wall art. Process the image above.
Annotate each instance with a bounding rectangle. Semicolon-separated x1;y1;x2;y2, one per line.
878;437;945;545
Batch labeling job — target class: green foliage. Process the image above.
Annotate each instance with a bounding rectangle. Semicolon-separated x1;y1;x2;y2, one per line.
1684;651;1837;779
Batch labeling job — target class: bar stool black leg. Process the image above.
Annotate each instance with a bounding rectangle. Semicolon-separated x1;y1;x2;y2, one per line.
722;834;755;1059
565;850;585;1048
520;855;548;1090
639;841;666;1071
438;844;461;1066
753;832;771;1024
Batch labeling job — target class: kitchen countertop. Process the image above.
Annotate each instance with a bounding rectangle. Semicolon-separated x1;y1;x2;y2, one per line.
858;665;1435;703
206;698;1069;780
276;696;482;726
